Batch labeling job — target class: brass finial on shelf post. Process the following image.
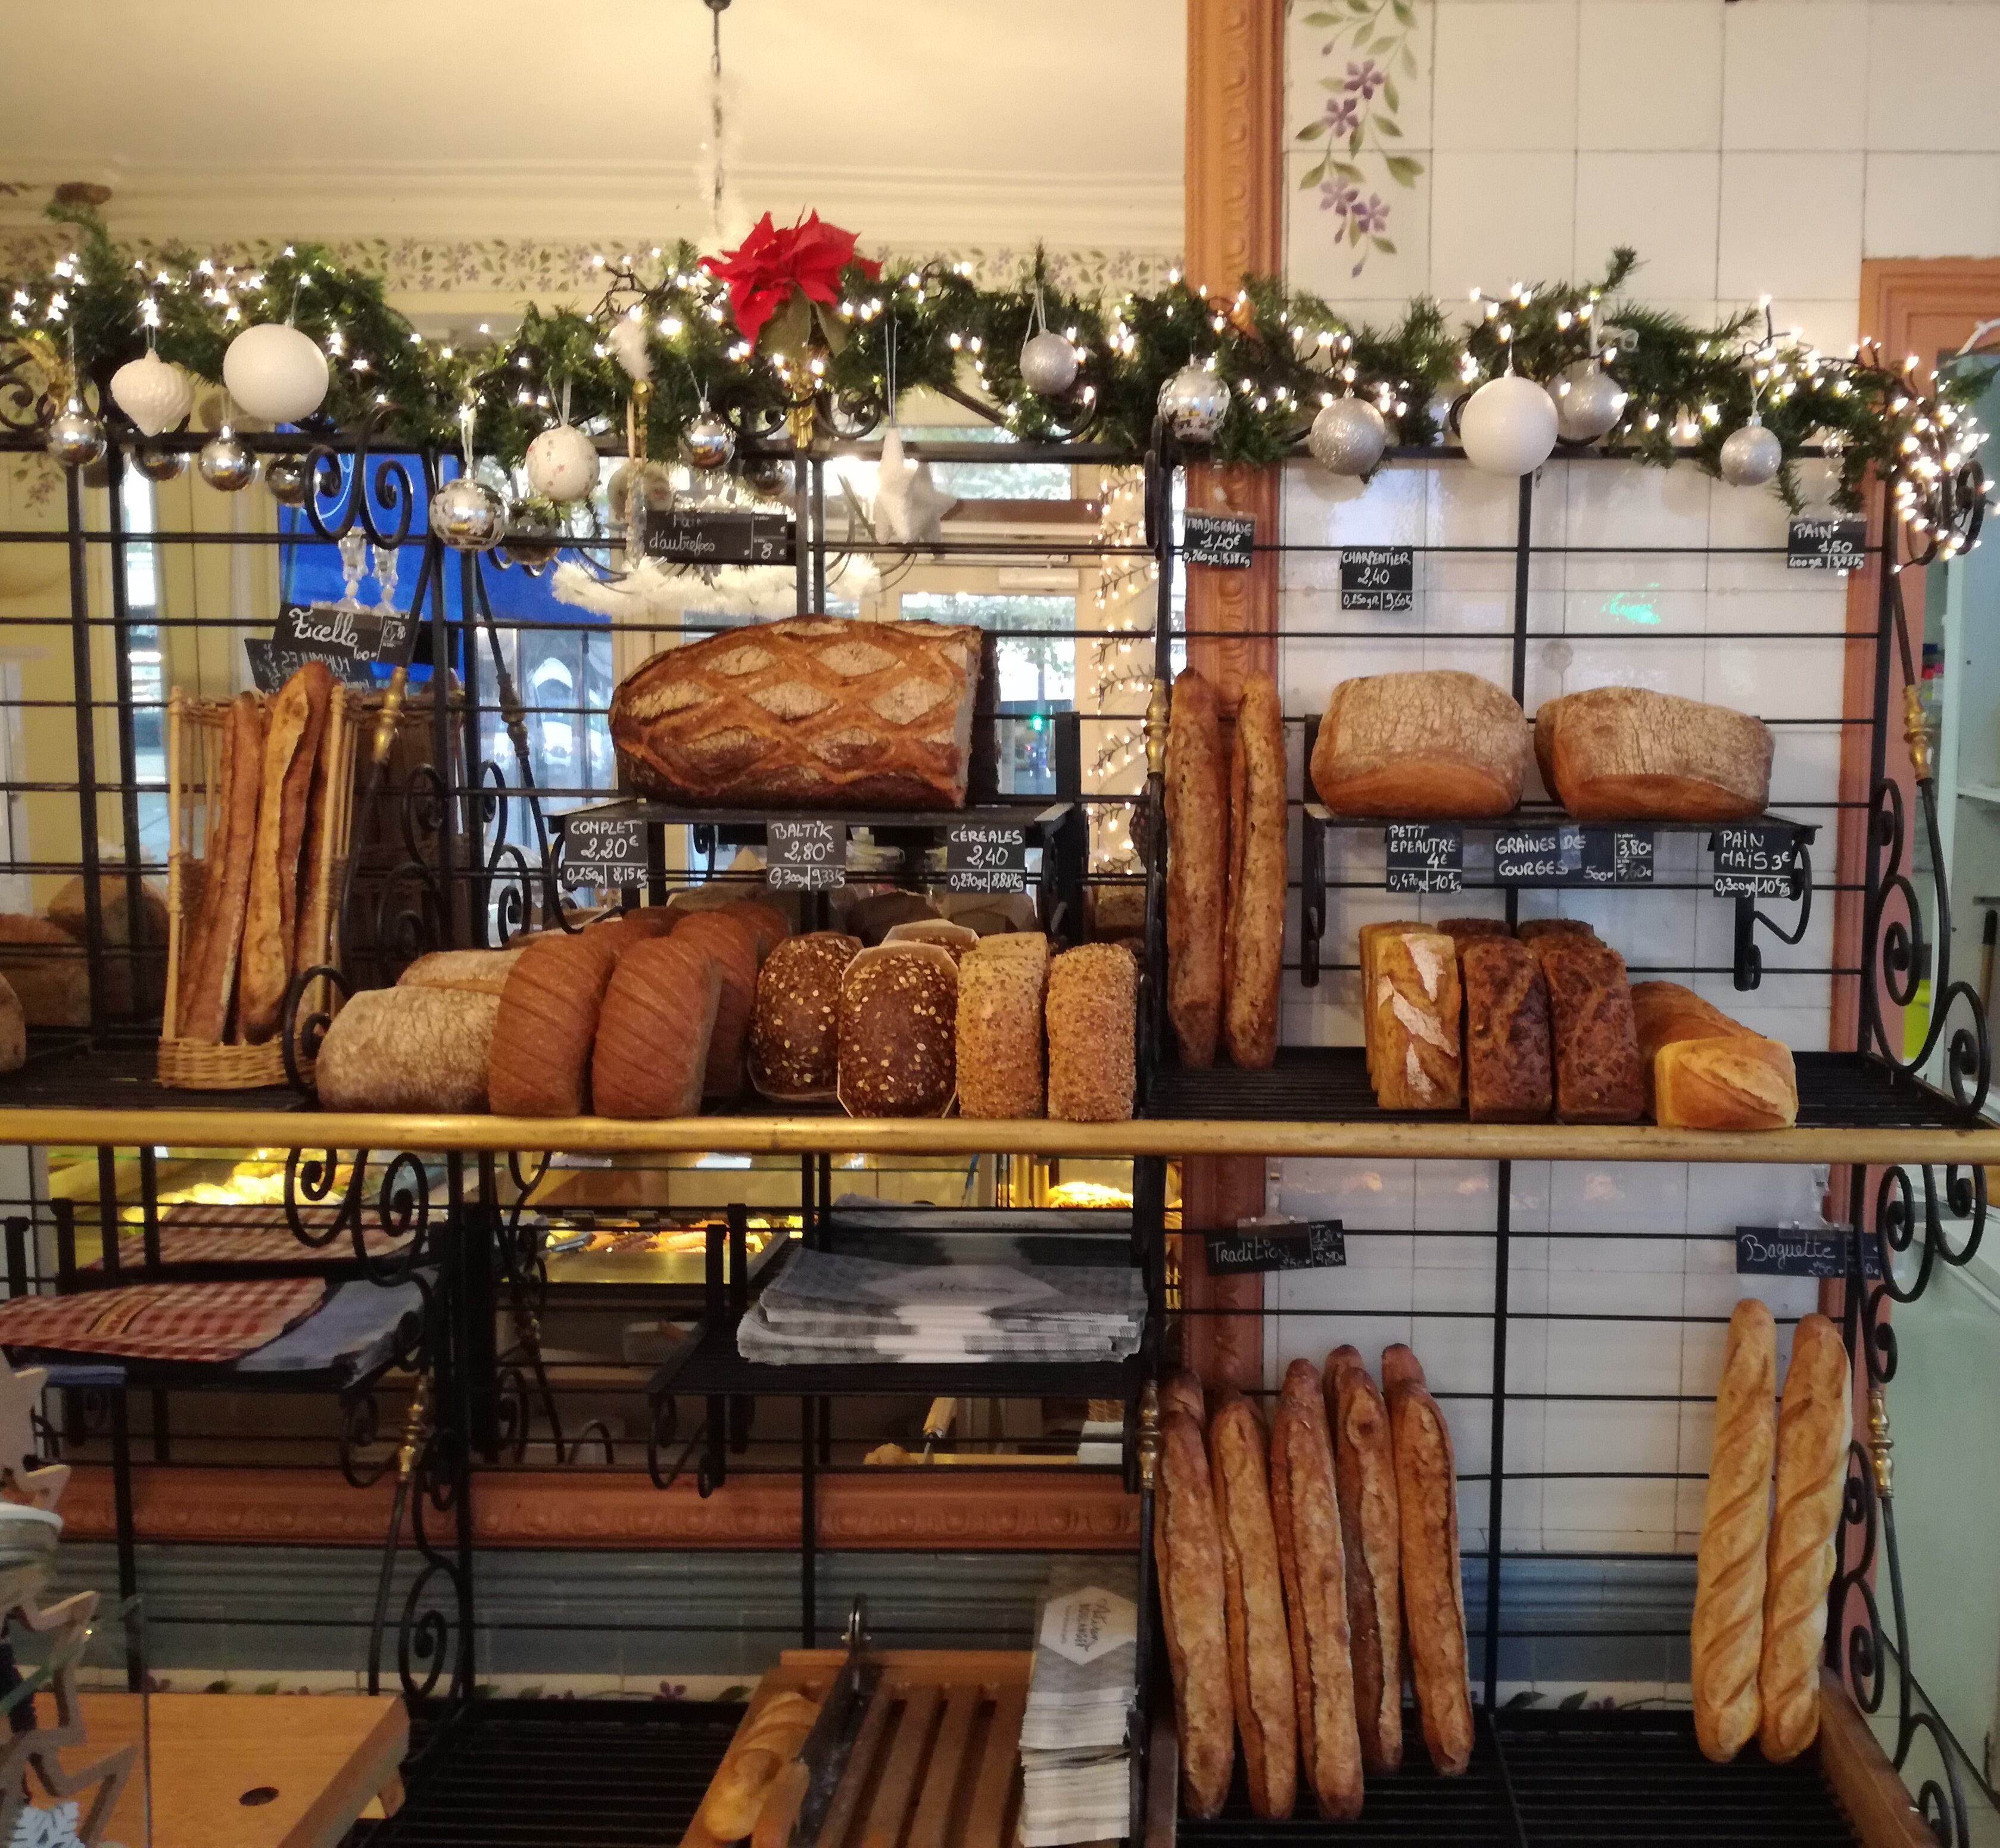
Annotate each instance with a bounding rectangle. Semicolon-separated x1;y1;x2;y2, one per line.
1867;1383;1893;1498
1144;678;1172;777
1903;684;1935;781
396;1373;433;1482
369;665;409;768
1138;1379;1162;1491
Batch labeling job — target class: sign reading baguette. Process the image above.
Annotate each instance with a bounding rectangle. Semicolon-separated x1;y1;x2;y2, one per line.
1736;1226;1881;1280
1182;511;1255;571
562;810;646;875
1711;822;1798;897
1338;546;1414;612
1204;1219;1346;1276
1786;516;1868;572
767;817;848;891
1385;822;1462;893
945;819;1027;893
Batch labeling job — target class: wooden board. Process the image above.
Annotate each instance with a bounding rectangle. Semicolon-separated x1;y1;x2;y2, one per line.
69;1692;406;1848
1815;1669;1939;1848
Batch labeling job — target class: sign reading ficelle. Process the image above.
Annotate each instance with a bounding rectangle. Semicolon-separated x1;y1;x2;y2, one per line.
245;600;419;693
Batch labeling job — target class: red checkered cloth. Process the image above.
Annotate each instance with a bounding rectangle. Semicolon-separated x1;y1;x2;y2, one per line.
0;1277;327;1363
91;1201;410;1270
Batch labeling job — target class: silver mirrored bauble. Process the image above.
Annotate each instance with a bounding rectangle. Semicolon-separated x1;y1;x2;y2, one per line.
682;413;736;470
264;454;309;507
133;440;187;483
606;459;677;526
1307;397;1389;476
1157;363;1231;444
743;456;792;500
45;403;106;468
197;431;258;491
1719;417;1783;488
1550;359;1628;443
429;476;507;550
1019;329;1079;397
499;501;563;574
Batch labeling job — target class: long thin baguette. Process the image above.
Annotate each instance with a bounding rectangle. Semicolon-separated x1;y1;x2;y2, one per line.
179;694;266;1042
1690;1299;1777;1762
238;665;329;1042
275;662;334;958
292;690;339;972
177;697;239;1037
1224;673;1285;1070
1325;1345;1402;1774
1757;1313;1851;1763
1155;1407;1234;1819
1167;668;1226;1067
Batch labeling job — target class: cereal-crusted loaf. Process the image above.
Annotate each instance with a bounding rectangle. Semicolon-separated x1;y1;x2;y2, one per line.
1046;943;1138;1121
838;948;958;1117
750;932;861;1101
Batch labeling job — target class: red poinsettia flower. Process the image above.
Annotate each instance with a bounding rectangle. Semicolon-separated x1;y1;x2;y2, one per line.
701;211;881;347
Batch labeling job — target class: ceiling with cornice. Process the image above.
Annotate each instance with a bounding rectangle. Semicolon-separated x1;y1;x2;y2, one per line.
0;0;1184;255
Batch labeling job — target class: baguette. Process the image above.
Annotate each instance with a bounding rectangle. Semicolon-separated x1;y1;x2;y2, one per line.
238;665;332;1042
1167;668;1226;1068
1690;1299;1777;1763
1160;1368;1206;1428
179;694;266;1042
1155;1408;1235;1819
275;664;334;956
1270;1360;1363;1820
1758;1313;1851;1763
1224;674;1286;1070
1385;1351;1473;1777
694;1690;820;1842
1324;1346;1401;1774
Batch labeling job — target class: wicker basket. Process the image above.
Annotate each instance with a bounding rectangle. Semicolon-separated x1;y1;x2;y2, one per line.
158;686;360;1090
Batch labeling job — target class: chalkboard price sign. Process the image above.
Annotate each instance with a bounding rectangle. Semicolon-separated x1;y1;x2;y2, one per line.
1384;822;1462;893
1787;517;1868;572
1736;1226;1880;1280
945;819;1027;893
1494;824;1584;886
562;810;647;876
1584;827;1655;886
1338;547;1414;612
1205;1220;1346;1276
1711;823;1798;898
1183;512;1256;571
767;818;848;892
243;637;375;693
644;509;795;566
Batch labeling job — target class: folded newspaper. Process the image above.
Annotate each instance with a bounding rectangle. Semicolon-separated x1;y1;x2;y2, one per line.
1018;1560;1138;1847
735;1249;1143;1366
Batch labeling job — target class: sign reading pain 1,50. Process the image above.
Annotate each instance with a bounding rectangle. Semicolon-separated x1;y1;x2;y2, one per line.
766;818;848;892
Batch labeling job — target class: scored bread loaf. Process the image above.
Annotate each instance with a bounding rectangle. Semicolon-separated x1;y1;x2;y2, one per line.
1536;687;1773;823
1325;1346;1402;1775
315;986;501;1112
955;943;1045;1118
398;948;526;996
591;937;721;1119
1530;936;1644;1124
610;616;990;810
694;1688;820;1842
488;930;623;1117
1633;980;1797;1129
1372;929;1462;1111
1270;1360;1363;1821
672;911;761;1099
1358;920;1420;1083
179;692;266;1041
1462;937;1553;1123
1691;1299;1777;1763
1758;1313;1851;1763
749;933;861;1101
1224;674;1286;1070
838;947;957;1117
1384;1347;1473;1777
1155;1408;1235;1820
1046;944;1137;1121
1208;1391;1298;1821
1311;671;1529;818
1167;668;1227;1068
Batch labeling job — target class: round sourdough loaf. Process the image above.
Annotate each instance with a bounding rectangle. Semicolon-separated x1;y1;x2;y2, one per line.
671;911;761;1099
837;944;957;1117
591;937;720;1119
488;928;623;1117
749;932;861;1101
1310;669;1529;818
316;986;501;1112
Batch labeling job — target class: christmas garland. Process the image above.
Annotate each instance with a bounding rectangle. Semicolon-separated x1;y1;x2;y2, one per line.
0;204;1980;515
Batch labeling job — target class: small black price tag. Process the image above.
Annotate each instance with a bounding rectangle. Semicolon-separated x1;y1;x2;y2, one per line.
562;810;647;878
1183;512;1256;571
244;637;375;693
1385;822;1462;893
1338;546;1414;612
1204;1220;1346;1276
767;818;848;892
1595;828;1655;886
644;509;796;566
1711;823;1798;897
1736;1226;1880;1280
1494;824;1584;885
945;819;1027;893
1787;516;1868;572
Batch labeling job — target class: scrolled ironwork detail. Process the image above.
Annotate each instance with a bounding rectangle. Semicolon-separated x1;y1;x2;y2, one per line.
303;404;418;547
279;962;351;1094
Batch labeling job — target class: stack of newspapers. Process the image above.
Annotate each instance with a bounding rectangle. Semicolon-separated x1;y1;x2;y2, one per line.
1018;1560;1139;1847
734;1249;1144;1366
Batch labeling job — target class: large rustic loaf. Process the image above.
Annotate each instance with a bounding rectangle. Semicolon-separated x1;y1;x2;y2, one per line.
1535;687;1772;822
316;986;501;1112
1311;671;1529;818
609;616;992;810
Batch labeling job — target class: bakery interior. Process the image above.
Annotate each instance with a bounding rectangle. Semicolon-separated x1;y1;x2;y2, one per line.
0;1;1998;1843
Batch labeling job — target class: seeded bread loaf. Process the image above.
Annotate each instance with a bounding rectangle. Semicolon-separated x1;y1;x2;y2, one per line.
672;911;761;1099
1311;670;1530;818
315;986;501;1112
1536;687;1773;822
488;930;622;1117
955;942;1045;1118
1461;937;1553;1123
749;932;861;1101
1530;936;1644;1124
591;937;720;1119
1046;944;1138;1121
838;946;957;1117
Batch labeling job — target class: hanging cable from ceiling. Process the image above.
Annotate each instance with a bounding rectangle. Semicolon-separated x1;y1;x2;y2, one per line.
697;0;742;248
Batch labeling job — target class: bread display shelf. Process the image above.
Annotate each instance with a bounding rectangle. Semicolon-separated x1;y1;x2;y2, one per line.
562;795;1077;848
1301;800;1817;840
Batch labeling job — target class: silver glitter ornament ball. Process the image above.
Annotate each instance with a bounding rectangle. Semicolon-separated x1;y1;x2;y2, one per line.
133;440;187;483
681;413;736;470
45;403;106;469
429;476;507;550
1550;359;1628;443
264;454;309;507
1157;363;1231;444
197;431;258;491
1019;329;1079;397
1719;418;1783;488
1307;397;1389;476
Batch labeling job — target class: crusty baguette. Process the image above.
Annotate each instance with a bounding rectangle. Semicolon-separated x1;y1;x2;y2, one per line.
179;693;266;1042
694;1689;820;1842
1386;1356;1473;1777
1325;1346;1401;1774
1155;1407;1235;1819
1758;1313;1851;1763
1270;1360;1363;1820
1691;1299;1777;1763
1224;673;1286;1071
237;666;328;1042
274;662;334;959
1160;1367;1206;1428
292;691;339;973
1167;668;1226;1068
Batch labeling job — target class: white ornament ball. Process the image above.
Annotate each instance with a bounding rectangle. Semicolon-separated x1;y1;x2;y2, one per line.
524;423;599;503
681;414;736;470
1459;373;1559;477
45;403;105;469
1719;417;1783;489
222;322;331;425
1549;360;1627;444
1158;363;1231;444
110;351;193;438
1307;397;1389;476
1019;329;1079;397
430;476;507;550
197;431;258;491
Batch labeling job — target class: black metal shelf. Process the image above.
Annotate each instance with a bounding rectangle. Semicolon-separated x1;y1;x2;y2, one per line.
0;1038;304;1116
565;794;1072;836
1304;801;1820;840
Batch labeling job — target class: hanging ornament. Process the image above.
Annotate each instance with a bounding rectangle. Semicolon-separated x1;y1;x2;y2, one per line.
197;428;258;491
222;321;331;425
109;351;192;438
742;455;791;500
431;404;507;550
1718;414;1782;488
1018;286;1078;397
1157;364;1230;444
133;440;186;483
682;412;736;470
1549;358;1627;444
607;459;676;526
1459;372;1558;476
1307;395;1388;476
873;428;955;546
45;400;105;469
499;501;564;575
264;454;310;506
525;424;600;503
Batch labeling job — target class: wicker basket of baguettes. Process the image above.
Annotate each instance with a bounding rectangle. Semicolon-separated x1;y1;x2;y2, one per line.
159;664;360;1089
1157;1311;1853;1821
1166;664;1796;1129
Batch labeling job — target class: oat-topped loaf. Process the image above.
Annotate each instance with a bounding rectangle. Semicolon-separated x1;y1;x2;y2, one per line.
749;931;861;1101
956;940;1046;1118
838;946;958;1116
1046;943;1138;1121
610;615;991;809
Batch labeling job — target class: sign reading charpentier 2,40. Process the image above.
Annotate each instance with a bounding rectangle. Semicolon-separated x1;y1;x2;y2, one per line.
945;819;1027;893
1339;547;1413;612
